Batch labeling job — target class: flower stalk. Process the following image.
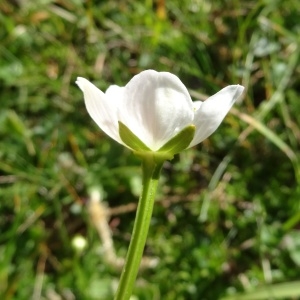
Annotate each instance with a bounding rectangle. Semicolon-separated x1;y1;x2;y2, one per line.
114;155;164;300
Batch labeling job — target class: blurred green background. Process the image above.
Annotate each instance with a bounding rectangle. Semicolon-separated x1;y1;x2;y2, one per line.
1;0;300;299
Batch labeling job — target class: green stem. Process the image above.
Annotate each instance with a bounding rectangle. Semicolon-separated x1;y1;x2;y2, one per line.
114;155;163;300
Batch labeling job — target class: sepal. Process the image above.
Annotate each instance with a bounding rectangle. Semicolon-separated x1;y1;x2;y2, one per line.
157;125;195;156
118;121;151;152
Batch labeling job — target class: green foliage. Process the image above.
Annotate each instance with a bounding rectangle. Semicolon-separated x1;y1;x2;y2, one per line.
1;0;300;299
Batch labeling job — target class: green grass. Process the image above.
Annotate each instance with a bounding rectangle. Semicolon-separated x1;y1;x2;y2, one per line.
1;0;300;299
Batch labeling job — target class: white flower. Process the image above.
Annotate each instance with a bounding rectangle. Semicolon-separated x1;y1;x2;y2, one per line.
72;235;87;252
76;70;244;153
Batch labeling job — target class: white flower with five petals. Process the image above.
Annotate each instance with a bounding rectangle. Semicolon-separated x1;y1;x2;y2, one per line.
76;70;244;156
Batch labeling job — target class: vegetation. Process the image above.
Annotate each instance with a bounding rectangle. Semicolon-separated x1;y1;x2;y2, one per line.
1;0;300;299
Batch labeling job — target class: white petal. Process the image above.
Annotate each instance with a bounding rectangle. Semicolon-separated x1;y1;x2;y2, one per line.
105;84;125;99
118;70;194;151
189;85;244;147
76;77;123;145
193;100;203;111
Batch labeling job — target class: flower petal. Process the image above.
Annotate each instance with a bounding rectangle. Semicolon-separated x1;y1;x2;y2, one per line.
189;85;244;147
193;100;203;111
105;84;125;100
118;70;194;151
76;77;123;145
